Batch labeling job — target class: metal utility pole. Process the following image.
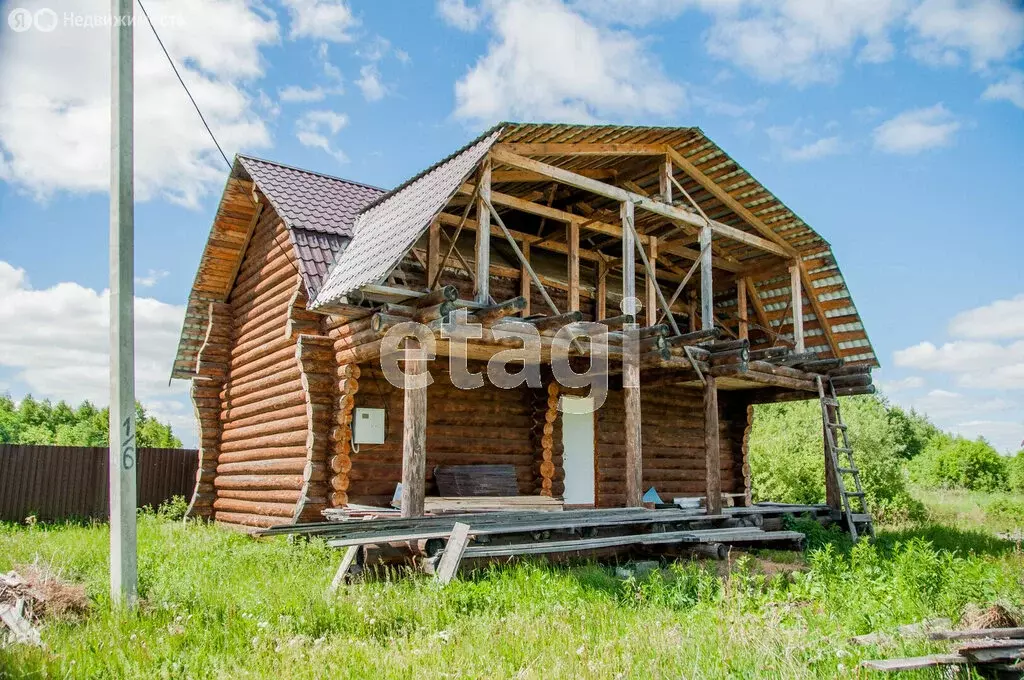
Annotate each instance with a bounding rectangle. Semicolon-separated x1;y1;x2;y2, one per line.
109;0;137;606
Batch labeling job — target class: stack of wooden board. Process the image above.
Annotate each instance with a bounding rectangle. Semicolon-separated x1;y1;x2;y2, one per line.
862;626;1024;675
422;496;564;514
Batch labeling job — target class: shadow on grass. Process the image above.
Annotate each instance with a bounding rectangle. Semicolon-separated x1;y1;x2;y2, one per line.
874;523;1020;558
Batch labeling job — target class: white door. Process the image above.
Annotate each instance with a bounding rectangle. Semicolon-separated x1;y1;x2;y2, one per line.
561;396;595;505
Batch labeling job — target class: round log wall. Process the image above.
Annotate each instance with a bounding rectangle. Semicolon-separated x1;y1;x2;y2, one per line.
344;363;538;508
595;385;750;508
186;212;323;530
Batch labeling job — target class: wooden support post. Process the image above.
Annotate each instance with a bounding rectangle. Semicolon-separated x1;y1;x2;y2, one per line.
520;241;531;317
597;260;607;321
427;220;441;289
659;156;673;205
737;279;749;341
400;338;427;518
790;262;804;353
704;375;722;515
568;221;580;313
474;158;491;303
688;294;697;333
700;225;713;331
645;236;658;326
624;364;643;508
621;200;642;508
621;201;636;314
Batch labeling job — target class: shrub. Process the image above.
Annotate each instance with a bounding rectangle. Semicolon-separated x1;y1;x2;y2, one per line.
909;437;1008;492
1007;451;1024;494
986;497;1024;524
749;396;924;521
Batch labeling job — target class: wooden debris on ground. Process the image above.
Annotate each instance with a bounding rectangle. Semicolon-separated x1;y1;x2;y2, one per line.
0;567;87;647
860;608;1024;676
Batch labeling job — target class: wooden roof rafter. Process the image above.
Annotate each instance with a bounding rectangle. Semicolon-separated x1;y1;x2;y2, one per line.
488;147;791;258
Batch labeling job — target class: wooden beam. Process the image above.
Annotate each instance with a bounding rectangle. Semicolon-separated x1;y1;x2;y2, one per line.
520;242;531;317
665;145;798;257
568;221;580;312
659;156;672;205
624;372;643;508
790;263;805;352
645;237;657;326
434;522;471;585
223;198;264;298
474;159;491;303
746;279;771;338
700;226;713;331
704;375;722;515
489;148;790;257
799;262;838;358
495;142;667;156
427;219;441;289
400;338;427;518
622;199;643;508
491;169;616;183
737;278;749;341
327;546;359;593
621;202;636;314
597;259;608;320
458;183;745;273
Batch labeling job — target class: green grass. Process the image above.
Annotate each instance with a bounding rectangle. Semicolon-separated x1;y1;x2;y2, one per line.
1;503;1022;679
914;486;1024;536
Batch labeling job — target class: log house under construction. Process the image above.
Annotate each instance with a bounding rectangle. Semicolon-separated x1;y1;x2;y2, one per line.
171;123;878;549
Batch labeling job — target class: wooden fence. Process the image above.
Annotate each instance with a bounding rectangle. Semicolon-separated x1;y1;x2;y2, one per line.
0;445;198;522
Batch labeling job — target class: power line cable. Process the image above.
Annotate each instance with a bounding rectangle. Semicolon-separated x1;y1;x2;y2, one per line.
136;0;232;170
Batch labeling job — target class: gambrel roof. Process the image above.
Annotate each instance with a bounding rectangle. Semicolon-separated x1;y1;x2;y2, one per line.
172;122;877;381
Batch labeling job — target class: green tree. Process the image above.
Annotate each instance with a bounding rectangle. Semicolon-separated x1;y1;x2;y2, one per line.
909;436;1008;492
1008;451;1024;494
749;395;924;521
0;394;182;448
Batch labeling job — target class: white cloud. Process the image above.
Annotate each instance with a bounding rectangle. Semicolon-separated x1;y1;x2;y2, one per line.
879;375;926;391
438;0;483;31
703;0;910;85
135;269;169;288
453;0;683;123
891;292;1024;452
982;70;1024;109
892;388;1022;452
693;95;768;118
766;121;846;161
0;261;194;445
283;0;358;42
907;0;1024;69
317;43;345;83
295;109;349;161
893;339;1024;390
279;85;328;103
955;420;1024;453
949;294;1024;339
783;135;845;161
356;64;387;101
0;0;276;208
873;104;961;154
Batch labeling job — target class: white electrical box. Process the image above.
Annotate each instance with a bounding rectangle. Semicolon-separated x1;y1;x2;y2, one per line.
352;407;386;444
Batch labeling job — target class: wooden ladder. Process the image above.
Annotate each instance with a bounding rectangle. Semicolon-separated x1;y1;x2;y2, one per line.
816;376;875;542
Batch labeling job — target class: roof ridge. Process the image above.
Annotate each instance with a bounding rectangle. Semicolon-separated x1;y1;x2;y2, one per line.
236;153;386;193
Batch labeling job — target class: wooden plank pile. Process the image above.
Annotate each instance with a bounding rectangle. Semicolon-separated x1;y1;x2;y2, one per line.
860;614;1024;676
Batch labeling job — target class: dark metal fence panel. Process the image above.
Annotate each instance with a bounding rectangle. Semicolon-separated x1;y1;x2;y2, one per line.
0;445;198;521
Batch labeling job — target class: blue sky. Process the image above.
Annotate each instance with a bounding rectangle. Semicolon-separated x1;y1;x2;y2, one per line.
0;0;1022;451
